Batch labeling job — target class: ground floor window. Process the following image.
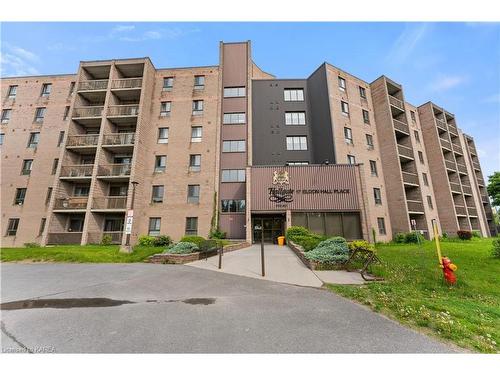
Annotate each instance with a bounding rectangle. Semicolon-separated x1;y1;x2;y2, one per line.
291;212;362;240
185;217;198;235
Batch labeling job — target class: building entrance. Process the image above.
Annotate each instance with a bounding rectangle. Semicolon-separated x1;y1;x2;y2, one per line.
252;214;285;243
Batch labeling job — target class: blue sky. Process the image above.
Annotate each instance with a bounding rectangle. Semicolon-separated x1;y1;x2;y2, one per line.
1;22;499;178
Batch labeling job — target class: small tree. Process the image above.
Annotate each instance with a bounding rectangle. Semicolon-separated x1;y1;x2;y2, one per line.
487;172;500;206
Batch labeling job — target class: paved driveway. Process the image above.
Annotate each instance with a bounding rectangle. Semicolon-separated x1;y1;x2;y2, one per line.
0;263;456;353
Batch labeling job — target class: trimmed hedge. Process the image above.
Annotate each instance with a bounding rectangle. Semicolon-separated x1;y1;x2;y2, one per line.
286;226;326;252
180;236;206;248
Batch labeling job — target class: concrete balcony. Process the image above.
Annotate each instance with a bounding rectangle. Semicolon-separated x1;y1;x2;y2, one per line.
97;164;131;181
91;196;127;211
461;184;473;196
455;205;467;216
476;176;485;186
452;143;463;155
87;231;123;245
467;207;478;217
445;159;456;172
78;80;108;91
456;163;467;175
481;194;489;204
46;232;82;245
473;161;481;171
59;165;94;180
66;134;99;153
448;125;458;137
407;200;425;214
468;145;477;156
435;118;447;133
393;118;410;135
72;106;104;126
102;133;135;153
449;181;462;194
440;137;452;151
402;171;419;186
111;78;142;89
107;105;139;117
397;144;414;161
388;95;404;111
53;197;88;211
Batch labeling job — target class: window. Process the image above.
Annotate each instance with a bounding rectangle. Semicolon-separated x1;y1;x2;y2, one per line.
427;195;434;210
14;188;27;205
158;128;169;144
347;154;356;164
0;133;4;145
414;130;420;143
223;112;246;124
359;86;367;99
194;75;205;89
191;126;202;143
151;185;164;203
373;188;382;205
369;160;378;176
185;217;198;235
160;101;171;116
422;172;429;186
6;218;19;236
45;187;53;205
221;169;246;182
284;88;304;101
74;185;90;196
223;87;246;98
285;112;306;125
69;81;75;96
21;159;33;175
377;217;386;235
154;155;167;172
39;218;46;236
148;218;161;236
291;212;362;240
163;77;174;90
362;109;370;124
41;83;52;96
51;158;59;175
287;161;309;165
366;134;374;149
418;151;424;164
57;131;65;147
8;85;17;98
189;154;201;171
344;127;353;144
338;76;346;91
192;100;204;115
410;111;416;122
187;185;200;204
27;132;40;148
34;107;46;123
2;109;12;123
221;199;246;213
341;101;349;115
63;106;70;120
286;136;307;151
222;140;246;153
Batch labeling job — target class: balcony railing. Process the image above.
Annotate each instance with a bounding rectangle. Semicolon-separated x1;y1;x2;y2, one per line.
59;165;94;178
448;125;458;136
388;95;404;111
53;197;88;210
467;207;478;217
78;80;108;91
402;171;419;185
449;181;461;193
444;159;456;171
92;196;127;209
455;205;467;216
440;137;452;150
473;161;481;171
47;232;82;245
481;195;489;204
461;185;473;195
435;118;447;132
452;143;463;154
393;119;409;134
97;164;131;177
111;78;143;89
73;106;104;118
66;134;99;147
407;200;424;213
456;163;467;174
476;177;485;186
107;105;139;117
468;145;477;156
102;133;135;146
87;231;123;245
397;144;414;159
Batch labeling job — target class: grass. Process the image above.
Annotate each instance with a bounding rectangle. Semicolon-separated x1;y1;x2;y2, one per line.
0;245;162;263
327;237;500;353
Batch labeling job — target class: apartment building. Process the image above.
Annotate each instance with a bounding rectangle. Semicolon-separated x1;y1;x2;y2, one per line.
1;40;496;247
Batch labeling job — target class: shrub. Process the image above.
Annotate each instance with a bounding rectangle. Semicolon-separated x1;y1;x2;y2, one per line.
180;235;205;248
457;230;473;240
286;226;310;240
348;240;374;253
100;235;113;246
393;233;406;243
164;242;199;254
405;231;424;244
304;236;349;264
138;235;155;246
492;238;500;258
153;235;172;247
291;234;323;251
471;230;481;238
24;242;40;248
442;232;449;239
209;228;226;239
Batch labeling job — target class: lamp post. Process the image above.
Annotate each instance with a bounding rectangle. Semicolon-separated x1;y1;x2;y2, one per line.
120;181;138;253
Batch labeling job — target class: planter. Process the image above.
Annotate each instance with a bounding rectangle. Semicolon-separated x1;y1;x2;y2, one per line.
147;242;250;264
288;240;344;271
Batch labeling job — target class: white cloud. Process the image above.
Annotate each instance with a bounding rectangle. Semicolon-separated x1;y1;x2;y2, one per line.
387;23;430;64
0;44;40;76
118;27;198;42
429;75;467;92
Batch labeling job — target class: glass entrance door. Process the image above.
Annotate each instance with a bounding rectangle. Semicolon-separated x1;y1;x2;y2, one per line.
252;215;285;243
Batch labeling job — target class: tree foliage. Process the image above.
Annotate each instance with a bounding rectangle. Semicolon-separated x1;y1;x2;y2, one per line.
487;171;500;207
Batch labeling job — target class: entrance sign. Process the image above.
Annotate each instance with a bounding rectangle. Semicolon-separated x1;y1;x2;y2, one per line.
125;210;134;235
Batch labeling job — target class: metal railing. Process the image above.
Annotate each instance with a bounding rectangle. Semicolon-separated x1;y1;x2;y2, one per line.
481;195;489;204
476;177;484;186
92;196;127;209
53;197;88;210
467;207;478;217
388;95;404;111
461;185;473;195
87;231;123;244
46;232;82;245
449;181;461;193
407;200;424;213
73;106;104;118
440;137;452;150
472;161;481;170
102;133;135;146
397;144;414;159
66;134;99;147
393;118;409;134
78;80;108;91
444;159;456;171
456;163;467;174
468;145;477;156
60;165;94;178
97;164;131;177
402;171;419;185
435;118;447;131
111;78;142;89
452;143;463;154
455;205;467;216
107;105;139;117
448;125;458;136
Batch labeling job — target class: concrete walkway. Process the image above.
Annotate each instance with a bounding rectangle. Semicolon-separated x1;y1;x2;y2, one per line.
187;244;323;287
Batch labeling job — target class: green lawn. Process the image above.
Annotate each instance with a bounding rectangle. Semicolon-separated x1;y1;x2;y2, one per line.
0;245;161;263
328;238;500;353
